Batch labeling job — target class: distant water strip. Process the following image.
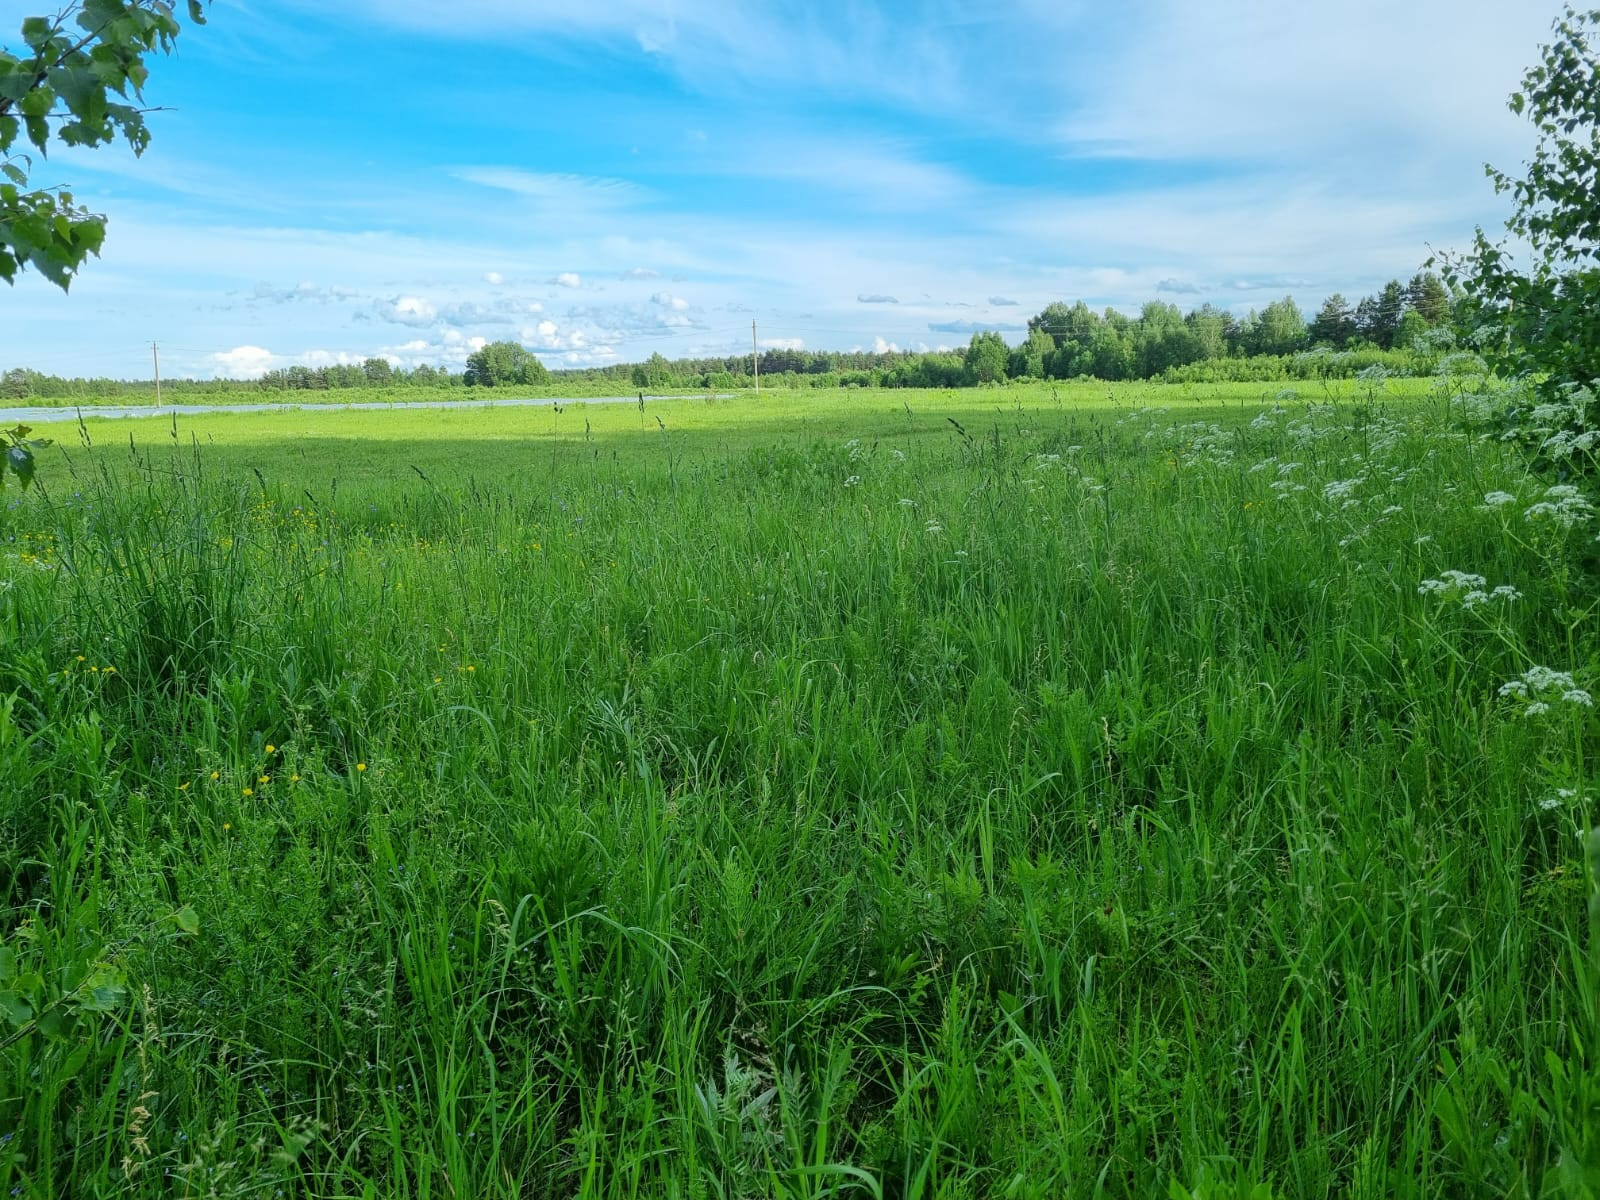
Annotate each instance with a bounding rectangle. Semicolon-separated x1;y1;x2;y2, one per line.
0;394;730;425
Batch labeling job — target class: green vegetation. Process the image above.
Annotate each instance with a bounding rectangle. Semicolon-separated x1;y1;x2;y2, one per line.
1;378;1597;1197
1436;4;1600;473
1;2;206;289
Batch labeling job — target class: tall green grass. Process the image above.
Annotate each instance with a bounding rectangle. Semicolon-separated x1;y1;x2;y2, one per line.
0;384;1595;1197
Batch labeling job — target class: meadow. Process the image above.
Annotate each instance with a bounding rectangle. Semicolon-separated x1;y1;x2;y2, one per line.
0;378;1596;1198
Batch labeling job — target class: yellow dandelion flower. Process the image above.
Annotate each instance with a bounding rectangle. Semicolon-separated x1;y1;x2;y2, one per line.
291;773;301;783
258;775;271;784
178;781;191;791
242;787;253;797
265;744;276;754
210;771;220;781
355;762;367;772
223;822;232;831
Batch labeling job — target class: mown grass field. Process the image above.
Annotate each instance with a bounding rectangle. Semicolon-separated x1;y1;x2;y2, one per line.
1;379;1597;1198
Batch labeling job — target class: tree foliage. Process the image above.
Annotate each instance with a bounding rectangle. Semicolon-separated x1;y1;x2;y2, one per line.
463;340;551;388
1;1;205;289
1437;5;1600;395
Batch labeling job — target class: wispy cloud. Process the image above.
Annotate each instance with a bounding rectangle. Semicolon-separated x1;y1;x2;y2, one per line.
928;320;1026;334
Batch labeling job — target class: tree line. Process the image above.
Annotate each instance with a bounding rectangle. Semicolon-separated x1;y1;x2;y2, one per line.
2;272;1465;401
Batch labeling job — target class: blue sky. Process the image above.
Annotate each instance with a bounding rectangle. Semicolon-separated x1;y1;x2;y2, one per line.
3;0;1570;379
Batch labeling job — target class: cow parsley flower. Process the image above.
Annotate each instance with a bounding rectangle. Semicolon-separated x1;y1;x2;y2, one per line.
1525;484;1595;528
1499;666;1593;716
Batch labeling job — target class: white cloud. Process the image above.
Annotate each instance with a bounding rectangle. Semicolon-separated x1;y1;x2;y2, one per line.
454;168;642;205
872;336;901;353
212;345;277;379
651;291;690;310
761;337;804;350
484;271;504;285
552;272;582;288
386;296;437;325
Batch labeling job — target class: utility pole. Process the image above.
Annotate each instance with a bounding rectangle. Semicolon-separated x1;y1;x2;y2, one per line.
151;341;162;410
751;319;759;394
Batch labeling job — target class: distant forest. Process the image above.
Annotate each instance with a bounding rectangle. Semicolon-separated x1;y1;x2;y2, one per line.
4;272;1472;400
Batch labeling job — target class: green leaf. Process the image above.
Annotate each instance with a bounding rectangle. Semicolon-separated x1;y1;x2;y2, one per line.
6;445;34;488
37;1006;74;1040
0;945;12;982
20;17;55;50
0;988;31;1026
23;114;48;154
50;66;105;123
172;904;200;936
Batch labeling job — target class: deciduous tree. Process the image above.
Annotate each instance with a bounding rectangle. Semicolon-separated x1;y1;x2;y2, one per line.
1437;5;1599;396
1;2;206;288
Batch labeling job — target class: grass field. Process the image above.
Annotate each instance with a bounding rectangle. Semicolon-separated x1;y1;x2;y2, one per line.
1;379;1597;1198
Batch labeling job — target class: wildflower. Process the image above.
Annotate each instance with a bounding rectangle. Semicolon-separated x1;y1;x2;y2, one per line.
1499;666;1594;716
843;475;861;488
210;771;220;781
898;498;916;507
291;774;301;783
925;521;943;535
1322;477;1364;503
1525;484;1595;528
241;788;253;797
223;822;232;831
1483;491;1517;507
258;775;270;784
1418;571;1486;595
178;781;190;792
355;762;367;772
265;744;276;754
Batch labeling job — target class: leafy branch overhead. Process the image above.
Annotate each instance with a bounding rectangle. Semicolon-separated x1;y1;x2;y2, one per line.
1436;4;1600;397
0;1;205;289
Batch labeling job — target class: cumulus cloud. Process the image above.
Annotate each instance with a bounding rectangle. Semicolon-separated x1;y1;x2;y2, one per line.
384;296;438;326
988;296;1019;306
551;272;582;288
872;336;901;353
761;337;805;350
484;271;505;285
858;293;899;304
212;345;277;379
207;344;364;378
928;320;1025;334
651;291;690;310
